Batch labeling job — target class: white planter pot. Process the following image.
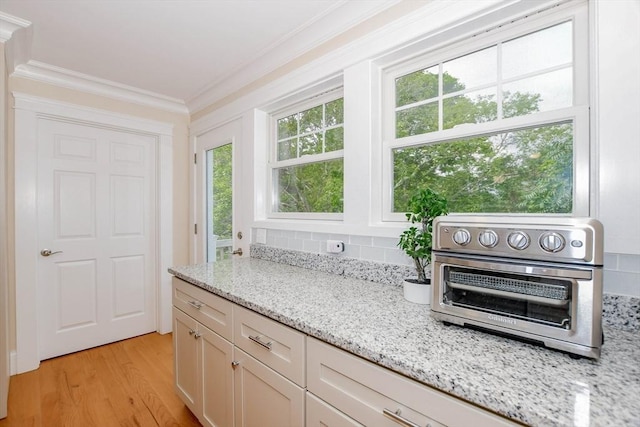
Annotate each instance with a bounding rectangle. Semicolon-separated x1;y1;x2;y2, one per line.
403;279;431;305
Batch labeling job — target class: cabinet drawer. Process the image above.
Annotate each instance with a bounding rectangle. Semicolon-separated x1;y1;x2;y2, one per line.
234;305;305;387
172;277;233;341
306;392;362;427
307;337;517;427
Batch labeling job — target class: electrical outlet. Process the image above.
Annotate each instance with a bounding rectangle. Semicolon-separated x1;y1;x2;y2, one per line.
326;240;344;253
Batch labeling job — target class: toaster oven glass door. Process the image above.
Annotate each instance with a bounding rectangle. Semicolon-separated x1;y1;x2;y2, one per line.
442;265;576;329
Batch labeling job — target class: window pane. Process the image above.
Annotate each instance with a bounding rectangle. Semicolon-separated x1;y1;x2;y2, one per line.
278;114;297;140
396;101;438;138
502;22;572;79
325;127;343;152
278;138;297;161
299;133;323;156
443;46;497;94
443;87;497;129
503;68;572;117
396;66;439;107
206;144;233;262
299;105;323;133
392;123;573;214
326;98;344;126
274;159;343;213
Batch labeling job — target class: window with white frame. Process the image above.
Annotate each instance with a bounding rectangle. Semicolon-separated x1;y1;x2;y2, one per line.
269;91;344;218
383;3;589;219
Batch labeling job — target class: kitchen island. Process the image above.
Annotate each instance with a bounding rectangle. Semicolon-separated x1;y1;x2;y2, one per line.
169;257;640;427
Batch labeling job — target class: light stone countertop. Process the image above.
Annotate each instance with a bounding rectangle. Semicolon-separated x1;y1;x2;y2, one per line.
169;258;640;427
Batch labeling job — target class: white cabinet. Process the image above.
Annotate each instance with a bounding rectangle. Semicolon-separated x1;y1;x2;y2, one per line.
172;277;234;426
307;337;517;427
173;290;234;427
232;305;306;427
173;277;517;427
173;307;199;414
233;348;305;427
173;276;233;340
234;305;305;386
306;393;362;427
173;278;306;427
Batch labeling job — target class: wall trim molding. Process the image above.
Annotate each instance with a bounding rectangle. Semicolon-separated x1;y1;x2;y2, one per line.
13;60;189;115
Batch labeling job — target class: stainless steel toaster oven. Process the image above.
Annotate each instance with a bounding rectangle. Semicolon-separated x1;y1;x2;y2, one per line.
431;216;604;359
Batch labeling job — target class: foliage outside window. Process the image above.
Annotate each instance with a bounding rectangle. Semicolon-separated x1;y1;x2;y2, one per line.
388;19;584;216
271;95;344;215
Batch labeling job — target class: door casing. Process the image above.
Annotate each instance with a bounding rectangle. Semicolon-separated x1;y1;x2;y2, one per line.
13;92;174;374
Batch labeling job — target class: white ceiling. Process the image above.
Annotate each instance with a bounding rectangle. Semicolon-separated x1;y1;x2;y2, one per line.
0;0;397;111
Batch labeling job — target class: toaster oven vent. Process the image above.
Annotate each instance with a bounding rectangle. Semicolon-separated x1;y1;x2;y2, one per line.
448;271;570;300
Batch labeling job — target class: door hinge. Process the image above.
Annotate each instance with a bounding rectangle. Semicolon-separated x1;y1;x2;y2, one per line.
194;153;197;164
194;224;197;234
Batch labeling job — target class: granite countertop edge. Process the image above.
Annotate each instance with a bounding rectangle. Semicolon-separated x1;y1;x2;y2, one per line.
168;259;640;427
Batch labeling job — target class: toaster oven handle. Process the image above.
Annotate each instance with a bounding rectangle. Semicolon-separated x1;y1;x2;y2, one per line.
446;281;570;306
435;254;593;280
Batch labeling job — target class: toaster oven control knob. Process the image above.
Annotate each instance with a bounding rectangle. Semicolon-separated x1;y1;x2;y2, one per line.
507;231;530;250
452;229;471;246
539;232;565;253
478;230;499;248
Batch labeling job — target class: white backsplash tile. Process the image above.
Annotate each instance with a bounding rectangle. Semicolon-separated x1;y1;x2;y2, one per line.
360;245;384;262
349;235;373;246
618;254;640;272
252;228;640;298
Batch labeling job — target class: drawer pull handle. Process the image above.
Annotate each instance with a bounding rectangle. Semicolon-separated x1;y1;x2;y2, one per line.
248;335;273;350
231;361;240;368
382;408;422;427
194;332;202;339
188;329;195;335
188;300;203;310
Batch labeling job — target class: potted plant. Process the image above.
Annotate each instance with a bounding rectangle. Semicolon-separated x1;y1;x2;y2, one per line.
398;188;448;304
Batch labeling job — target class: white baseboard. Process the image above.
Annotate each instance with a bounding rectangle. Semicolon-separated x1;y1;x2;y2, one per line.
9;351;16;376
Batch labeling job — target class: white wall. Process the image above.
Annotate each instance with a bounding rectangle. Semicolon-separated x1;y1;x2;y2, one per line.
595;1;640;295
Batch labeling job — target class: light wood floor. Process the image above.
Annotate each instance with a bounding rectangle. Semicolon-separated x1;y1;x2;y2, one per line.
0;333;201;427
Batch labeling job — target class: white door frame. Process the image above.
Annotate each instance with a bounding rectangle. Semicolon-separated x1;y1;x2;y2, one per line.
13;92;174;374
190;118;246;264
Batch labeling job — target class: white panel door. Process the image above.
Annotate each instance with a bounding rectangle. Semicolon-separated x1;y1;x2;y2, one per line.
37;119;156;360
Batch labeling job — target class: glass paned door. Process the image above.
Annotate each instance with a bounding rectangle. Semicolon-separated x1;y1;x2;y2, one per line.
195;118;243;264
206;144;233;262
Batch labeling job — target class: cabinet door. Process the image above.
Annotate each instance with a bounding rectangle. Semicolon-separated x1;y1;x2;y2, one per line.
306;392;363;427
233;348;304;427
199;325;234;427
173;307;199;416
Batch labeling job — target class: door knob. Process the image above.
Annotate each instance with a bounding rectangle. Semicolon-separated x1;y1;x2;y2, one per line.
232;248;243;256
40;249;63;257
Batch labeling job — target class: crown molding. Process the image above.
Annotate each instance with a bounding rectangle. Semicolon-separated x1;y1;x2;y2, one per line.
0;11;30;43
12;60;189;115
0;11;32;75
186;0;402;114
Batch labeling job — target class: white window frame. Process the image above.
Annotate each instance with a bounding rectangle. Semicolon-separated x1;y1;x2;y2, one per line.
380;1;590;222
268;88;345;220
